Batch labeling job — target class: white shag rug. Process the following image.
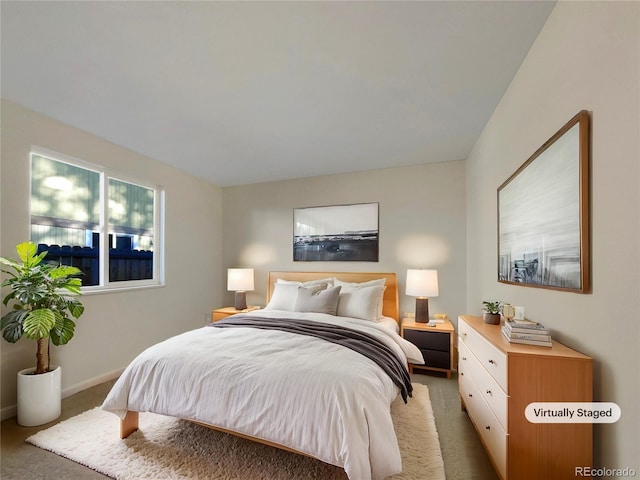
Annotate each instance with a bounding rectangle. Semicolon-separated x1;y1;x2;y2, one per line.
27;383;444;480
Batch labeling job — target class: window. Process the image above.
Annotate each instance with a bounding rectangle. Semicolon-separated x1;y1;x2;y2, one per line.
30;148;164;291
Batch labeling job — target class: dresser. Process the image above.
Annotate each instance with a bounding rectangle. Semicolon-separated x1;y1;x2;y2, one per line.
458;315;592;480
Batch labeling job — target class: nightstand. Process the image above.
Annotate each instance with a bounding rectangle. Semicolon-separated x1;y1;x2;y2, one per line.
212;306;260;322
401;317;455;378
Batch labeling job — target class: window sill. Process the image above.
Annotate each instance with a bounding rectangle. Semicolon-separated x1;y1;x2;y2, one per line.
80;282;165;295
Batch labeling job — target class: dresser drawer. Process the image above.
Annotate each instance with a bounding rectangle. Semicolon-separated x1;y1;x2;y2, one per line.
459;318;507;391
460;370;507;480
404;329;450;352
419;348;451;370
459;341;507;430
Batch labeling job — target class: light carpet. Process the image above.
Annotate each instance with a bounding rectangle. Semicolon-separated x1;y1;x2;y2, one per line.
26;383;444;480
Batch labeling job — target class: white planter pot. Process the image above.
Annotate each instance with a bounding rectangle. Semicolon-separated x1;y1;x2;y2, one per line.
17;365;61;427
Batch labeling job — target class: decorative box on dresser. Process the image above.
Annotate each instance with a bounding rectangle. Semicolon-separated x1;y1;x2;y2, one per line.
458;315;593;480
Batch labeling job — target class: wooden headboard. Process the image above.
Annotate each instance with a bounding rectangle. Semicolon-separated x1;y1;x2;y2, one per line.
267;271;399;322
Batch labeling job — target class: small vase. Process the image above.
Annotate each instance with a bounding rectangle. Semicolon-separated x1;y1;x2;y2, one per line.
483;313;501;325
17;365;61;426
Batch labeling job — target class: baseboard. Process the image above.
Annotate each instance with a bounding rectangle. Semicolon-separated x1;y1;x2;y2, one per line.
1;405;17;422
0;368;123;422
61;368;123;398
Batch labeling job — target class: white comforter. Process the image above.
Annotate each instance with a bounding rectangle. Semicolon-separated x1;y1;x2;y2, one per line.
102;310;424;480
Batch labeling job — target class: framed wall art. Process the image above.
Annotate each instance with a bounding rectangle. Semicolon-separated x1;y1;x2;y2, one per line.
293;202;379;262
498;110;591;293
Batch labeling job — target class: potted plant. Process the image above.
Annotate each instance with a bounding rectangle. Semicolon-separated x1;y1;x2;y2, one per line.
0;242;84;426
482;301;502;325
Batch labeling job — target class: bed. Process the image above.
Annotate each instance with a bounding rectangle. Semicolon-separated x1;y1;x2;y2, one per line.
102;271;424;480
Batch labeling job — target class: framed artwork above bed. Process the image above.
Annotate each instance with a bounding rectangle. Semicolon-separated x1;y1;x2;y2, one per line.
293;203;379;262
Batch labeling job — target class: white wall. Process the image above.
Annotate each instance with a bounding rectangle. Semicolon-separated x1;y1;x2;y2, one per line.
0;100;224;417
466;2;639;471
221;161;467;323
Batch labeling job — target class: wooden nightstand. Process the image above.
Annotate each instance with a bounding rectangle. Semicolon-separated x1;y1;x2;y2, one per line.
401;317;455;378
212;306;260;322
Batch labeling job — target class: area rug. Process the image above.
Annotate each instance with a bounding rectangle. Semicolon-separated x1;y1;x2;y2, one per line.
26;383;444;480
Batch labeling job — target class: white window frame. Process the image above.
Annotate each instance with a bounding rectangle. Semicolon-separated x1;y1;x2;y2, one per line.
30;146;165;293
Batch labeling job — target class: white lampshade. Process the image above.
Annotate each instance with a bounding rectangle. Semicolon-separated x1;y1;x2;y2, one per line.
227;268;254;292
406;269;439;298
406;269;439;324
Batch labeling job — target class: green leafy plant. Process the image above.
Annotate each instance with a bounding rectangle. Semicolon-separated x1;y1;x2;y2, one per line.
482;301;503;315
1;242;84;374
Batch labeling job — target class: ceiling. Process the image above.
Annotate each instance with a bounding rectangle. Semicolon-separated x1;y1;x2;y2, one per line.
1;1;555;187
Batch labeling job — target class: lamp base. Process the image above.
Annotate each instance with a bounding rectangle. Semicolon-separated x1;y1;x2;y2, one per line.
234;291;247;310
415;297;430;323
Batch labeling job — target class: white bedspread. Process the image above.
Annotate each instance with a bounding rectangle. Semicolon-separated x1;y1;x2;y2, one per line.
102;310;423;480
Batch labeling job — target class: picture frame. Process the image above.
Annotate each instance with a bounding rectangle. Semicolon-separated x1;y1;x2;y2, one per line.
293;203;379;262
498;110;591;293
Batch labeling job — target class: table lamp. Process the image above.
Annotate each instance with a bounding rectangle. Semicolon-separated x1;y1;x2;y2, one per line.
406;269;439;323
227;268;254;310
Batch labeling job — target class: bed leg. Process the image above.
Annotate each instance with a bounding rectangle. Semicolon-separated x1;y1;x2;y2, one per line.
120;411;139;439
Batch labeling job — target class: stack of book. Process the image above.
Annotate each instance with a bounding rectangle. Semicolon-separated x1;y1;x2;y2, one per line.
501;318;552;347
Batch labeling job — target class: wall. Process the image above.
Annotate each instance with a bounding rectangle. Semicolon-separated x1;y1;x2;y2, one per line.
466;2;639;471
0;100;224;418
222;161;467;323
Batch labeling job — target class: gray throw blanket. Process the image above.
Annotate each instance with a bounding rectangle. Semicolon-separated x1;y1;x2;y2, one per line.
211;315;413;403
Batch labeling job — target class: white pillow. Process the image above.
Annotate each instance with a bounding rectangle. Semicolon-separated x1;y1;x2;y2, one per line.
336;285;386;322
265;283;324;311
294;285;342;315
334;278;386;319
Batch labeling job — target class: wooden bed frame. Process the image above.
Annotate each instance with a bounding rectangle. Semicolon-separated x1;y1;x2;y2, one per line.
120;271;399;443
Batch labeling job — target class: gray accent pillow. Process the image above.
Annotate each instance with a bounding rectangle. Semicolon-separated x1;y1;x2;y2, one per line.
294;285;342;315
265;283;323;311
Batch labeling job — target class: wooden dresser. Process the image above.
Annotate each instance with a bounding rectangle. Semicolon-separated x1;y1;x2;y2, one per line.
458;315;592;480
